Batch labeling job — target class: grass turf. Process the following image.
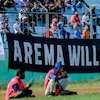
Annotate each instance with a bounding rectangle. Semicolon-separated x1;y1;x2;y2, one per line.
0;93;100;100
1;80;100;100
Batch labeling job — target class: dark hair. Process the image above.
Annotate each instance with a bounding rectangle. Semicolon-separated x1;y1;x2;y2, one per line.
16;69;25;76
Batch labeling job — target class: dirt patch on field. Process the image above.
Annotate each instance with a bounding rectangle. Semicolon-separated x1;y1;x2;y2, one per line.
1;88;100;99
75;88;100;94
0;93;5;99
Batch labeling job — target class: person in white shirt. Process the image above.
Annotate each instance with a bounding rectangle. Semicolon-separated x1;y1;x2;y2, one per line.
82;11;90;26
13;19;23;34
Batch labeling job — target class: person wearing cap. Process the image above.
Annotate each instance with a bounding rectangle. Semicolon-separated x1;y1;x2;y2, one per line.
5;69;35;100
44;61;69;96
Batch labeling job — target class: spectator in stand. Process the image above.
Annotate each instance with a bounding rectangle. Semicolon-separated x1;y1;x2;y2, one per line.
20;16;35;36
31;2;41;26
73;28;81;39
19;4;30;19
0;0;6;11
82;11;90;26
82;25;90;39
4;0;18;11
50;18;59;38
69;11;82;32
64;0;72;9
42;0;51;4
2;18;10;42
3;18;10;33
91;5;97;39
13;19;23;34
57;16;70;39
47;0;62;13
0;18;4;41
19;10;25;21
19;0;29;8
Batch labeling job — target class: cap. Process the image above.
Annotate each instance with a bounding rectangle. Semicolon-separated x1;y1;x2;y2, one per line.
54;61;63;73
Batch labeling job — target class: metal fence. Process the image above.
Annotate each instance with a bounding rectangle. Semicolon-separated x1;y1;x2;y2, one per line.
0;10;100;40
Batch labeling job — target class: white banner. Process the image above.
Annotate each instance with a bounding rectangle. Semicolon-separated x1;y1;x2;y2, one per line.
0;34;5;60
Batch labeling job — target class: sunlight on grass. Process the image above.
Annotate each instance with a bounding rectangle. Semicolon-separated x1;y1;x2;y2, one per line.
68;80;100;90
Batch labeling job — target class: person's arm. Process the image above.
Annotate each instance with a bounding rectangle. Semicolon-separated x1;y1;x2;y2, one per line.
21;83;32;91
61;71;68;78
49;73;62;81
12;82;32;91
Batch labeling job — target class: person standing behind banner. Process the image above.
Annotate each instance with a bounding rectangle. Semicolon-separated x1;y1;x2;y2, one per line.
44;61;69;96
13;19;23;34
5;69;35;100
69;11;82;33
91;5;97;39
82;25;90;39
50;18;59;38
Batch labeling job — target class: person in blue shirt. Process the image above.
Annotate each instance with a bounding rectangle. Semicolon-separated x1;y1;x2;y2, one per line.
44;61;69;96
57;17;70;39
73;28;82;39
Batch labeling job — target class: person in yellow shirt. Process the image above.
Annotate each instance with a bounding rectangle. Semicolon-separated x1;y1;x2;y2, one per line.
82;26;90;39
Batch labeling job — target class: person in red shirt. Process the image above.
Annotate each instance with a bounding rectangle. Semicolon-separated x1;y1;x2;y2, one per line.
69;11;82;32
5;69;35;100
82;26;90;39
43;31;53;38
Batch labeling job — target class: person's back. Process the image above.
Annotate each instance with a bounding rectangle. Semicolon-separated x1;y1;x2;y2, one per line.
5;76;24;100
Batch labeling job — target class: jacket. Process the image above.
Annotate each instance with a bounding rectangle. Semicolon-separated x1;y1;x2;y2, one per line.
5;76;24;100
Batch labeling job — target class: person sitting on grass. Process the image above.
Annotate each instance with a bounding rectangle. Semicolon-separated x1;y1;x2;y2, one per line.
5;69;35;100
44;61;77;96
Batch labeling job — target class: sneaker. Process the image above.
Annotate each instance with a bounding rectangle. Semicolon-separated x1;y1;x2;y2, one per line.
48;92;55;97
60;90;77;95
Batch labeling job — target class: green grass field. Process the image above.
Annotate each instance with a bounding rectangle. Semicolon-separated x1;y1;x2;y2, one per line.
1;80;100;100
1;94;100;100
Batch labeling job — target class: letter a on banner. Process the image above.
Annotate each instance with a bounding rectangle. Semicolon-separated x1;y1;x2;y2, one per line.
0;34;5;60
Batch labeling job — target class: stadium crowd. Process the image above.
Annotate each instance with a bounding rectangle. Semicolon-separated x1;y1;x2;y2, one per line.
0;0;98;41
